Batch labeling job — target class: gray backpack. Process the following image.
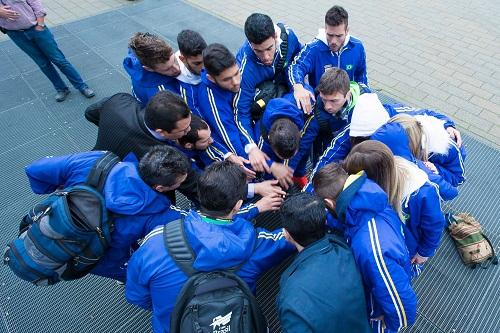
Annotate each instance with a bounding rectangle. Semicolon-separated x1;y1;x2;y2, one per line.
165;219;268;333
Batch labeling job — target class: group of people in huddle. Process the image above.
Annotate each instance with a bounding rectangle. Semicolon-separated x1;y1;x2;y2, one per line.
23;5;467;333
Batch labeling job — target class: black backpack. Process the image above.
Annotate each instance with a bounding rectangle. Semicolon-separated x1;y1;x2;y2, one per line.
250;23;289;121
165;219;268;333
3;152;120;286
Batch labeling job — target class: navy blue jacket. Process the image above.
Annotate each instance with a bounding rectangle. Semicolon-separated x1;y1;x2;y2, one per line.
277;234;371;333
336;173;417;332
25;151;178;282
235;23;302;143
288;31;367;88
125;210;294;333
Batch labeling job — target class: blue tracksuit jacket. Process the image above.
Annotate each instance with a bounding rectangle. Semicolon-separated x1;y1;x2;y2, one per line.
255;93;318;177
336;173;417;332
235;23;302;143
288;31;367;88
197;70;253;158
371;122;459;201
24;151;178;282
123;49;199;113
125;210;295;333
177;140;229;172
304;103;458;193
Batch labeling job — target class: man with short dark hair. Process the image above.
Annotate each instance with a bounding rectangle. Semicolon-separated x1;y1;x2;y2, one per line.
24;145;190;282
277;192;371;333
197;43;254;159
0;0;94;102
124;32;206;112
255;90;318;189
85;91;200;201
289;5;368;114
176;29;206;77
235;13;302;169
126;160;292;333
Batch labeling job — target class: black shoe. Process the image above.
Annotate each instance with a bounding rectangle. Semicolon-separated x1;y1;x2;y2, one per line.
80;87;95;98
55;90;70;102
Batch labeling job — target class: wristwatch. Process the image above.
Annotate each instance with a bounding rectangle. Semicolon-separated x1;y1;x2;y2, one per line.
36;22;46;28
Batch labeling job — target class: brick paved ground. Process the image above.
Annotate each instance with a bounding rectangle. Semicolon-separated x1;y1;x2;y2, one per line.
186;0;500;148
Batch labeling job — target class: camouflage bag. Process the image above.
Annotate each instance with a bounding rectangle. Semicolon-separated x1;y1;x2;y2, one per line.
447;213;498;268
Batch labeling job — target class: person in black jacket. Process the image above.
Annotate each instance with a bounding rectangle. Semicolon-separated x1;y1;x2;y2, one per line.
85;90;198;202
277;192;371;333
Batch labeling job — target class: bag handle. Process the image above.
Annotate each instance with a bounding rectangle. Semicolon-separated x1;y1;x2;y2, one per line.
85;151;120;192
273;23;289;80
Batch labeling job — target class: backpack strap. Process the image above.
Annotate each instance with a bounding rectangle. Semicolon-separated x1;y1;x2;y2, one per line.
273;23;289;80
85;151;120;192
164;218;197;277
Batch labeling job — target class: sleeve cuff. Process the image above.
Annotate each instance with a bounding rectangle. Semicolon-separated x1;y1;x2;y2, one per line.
247;183;255;199
244;143;257;154
223;152;233;160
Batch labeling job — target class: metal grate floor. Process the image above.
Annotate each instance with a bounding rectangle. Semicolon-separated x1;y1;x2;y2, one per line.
0;1;498;332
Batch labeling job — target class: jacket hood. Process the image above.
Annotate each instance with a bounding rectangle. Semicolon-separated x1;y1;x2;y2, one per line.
316;28;351;51
371;122;415;162
104;162;171;215
414;114;450;155
263;97;304;131
123;49;178;88
184;211;256;271
336;173;392;229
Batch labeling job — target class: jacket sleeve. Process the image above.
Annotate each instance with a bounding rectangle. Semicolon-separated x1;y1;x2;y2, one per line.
429;139;466;186
278;292;314;333
234;55;257;146
414;186;446;257
360;221;417;332
288;42;316;87
303;124;351;192
241;228;295;278
422;164;459;201
354;44;368;86
385;105;456;129
236;203;259;221
125;246;153;310
288;115;319;171
84;96;113;126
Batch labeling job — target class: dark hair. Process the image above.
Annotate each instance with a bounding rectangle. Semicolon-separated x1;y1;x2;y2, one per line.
244;13;275;44
325;5;349;27
349;136;369;148
268;118;300;159
145;90;190;132
177;29;207;57
178;115;209;146
139;145;190;187
312;163;348;201
129;32;173;69
203;43;236;77
280;193;326;247
198;160;248;216
317;68;350;95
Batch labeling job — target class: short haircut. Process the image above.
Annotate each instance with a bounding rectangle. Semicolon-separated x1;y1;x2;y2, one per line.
198;160;248;216
178;115;209;146
268;118;300;159
145;90;190;132
280;193;326;247
317;68;350;95
177;29;207;57
129;32;173;69
203;43;236;77
312;163;348;201
244;13;275;44
325;5;349;27
139;145;190;187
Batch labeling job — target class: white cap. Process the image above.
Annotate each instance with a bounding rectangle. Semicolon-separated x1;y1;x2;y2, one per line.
349;93;389;137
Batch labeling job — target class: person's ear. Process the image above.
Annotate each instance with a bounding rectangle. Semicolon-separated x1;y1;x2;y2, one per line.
324;198;336;211
153;184;163;192
179;53;187;64
206;73;216;83
345;90;352;100
345;25;349;34
183;142;194;149
231;199;243;214
142;65;154;72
